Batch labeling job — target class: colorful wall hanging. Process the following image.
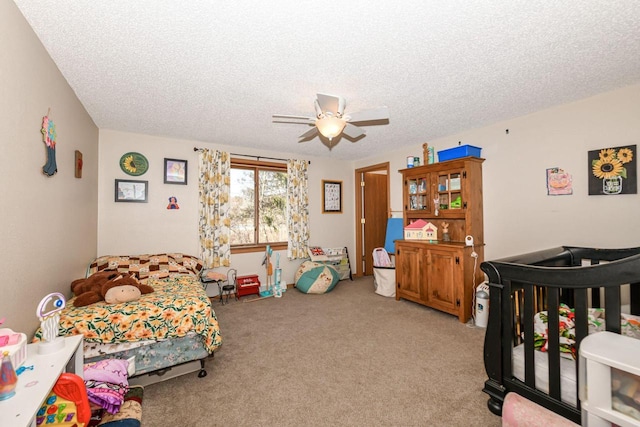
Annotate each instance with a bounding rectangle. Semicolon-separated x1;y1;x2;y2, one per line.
41;111;57;176
588;145;636;195
546;167;573;195
119;152;149;176
167;196;180;209
75;150;83;178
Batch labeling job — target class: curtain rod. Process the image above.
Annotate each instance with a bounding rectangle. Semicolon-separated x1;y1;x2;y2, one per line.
193;147;310;164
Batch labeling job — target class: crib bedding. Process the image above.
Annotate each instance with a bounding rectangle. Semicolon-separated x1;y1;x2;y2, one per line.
532;304;640;359
512;344;577;407
85;332;209;376
35;274;222;354
512;306;640;408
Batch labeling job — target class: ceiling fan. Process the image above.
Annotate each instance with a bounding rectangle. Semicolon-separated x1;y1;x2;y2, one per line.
273;93;389;145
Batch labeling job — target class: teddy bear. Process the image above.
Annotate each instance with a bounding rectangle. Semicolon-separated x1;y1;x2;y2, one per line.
71;271;153;307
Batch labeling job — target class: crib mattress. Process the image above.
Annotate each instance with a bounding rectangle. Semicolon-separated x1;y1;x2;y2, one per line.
512;344;578;407
85;333;209;376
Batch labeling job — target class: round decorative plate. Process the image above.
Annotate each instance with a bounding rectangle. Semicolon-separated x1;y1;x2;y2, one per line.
119;152;149;176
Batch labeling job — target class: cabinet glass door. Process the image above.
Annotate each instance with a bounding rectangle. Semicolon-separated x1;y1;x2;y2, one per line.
437;171;463;211
407;176;429;212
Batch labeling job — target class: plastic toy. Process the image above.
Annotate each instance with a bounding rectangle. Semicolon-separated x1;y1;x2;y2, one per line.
0;350;18;400
36;293;66;354
260;245;273;297
36;373;90;426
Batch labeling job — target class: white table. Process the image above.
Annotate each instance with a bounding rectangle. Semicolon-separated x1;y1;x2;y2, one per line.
0;335;83;427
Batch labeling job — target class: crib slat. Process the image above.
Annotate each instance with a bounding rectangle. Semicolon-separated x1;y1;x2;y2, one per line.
573;288;588;410
523;285;536;387
547;288;561;401
604;286;622;334
501;279;515;385
631;282;640;315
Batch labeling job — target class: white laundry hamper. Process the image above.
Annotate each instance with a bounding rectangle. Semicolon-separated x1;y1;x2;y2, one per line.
373;248;396;297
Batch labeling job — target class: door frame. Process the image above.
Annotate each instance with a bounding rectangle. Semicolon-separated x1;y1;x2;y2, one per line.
354;162;390;278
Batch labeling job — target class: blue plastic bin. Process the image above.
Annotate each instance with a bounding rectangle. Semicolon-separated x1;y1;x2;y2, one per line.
437;145;482;162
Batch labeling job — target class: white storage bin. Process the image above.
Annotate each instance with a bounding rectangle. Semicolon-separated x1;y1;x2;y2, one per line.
373;248;395;297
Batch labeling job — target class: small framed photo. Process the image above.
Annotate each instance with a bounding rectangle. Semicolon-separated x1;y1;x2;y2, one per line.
322;180;342;213
115;179;148;203
164;158;188;185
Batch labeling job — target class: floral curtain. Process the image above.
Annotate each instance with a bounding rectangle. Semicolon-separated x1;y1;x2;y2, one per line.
287;159;310;260
198;149;231;267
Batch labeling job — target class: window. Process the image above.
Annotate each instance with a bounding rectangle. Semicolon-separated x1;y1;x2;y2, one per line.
230;159;287;252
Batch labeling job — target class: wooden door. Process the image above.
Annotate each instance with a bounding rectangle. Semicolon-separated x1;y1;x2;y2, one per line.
355;162;390;278
363;172;388;275
425;247;460;314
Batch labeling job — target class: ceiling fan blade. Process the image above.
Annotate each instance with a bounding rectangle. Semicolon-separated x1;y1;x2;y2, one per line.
298;126;319;139
337;97;346;116
272;114;315;124
342;123;365;139
316;93;341;114
346;106;389;123
273;114;313;119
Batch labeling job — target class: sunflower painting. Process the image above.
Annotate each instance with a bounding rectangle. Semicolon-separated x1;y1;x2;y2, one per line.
588;145;636;195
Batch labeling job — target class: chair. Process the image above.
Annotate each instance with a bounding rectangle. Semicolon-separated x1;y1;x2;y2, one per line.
220;268;238;304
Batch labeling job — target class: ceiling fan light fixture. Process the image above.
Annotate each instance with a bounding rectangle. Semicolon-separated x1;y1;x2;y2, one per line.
315;116;346;140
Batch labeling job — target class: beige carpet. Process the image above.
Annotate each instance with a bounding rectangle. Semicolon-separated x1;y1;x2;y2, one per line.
142;276;502;426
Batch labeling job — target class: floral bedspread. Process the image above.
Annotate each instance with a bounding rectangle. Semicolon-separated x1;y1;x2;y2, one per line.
533;303;640;359
34;275;222;353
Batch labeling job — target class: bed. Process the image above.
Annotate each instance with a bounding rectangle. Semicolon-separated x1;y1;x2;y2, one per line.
35;253;222;384
480;246;640;424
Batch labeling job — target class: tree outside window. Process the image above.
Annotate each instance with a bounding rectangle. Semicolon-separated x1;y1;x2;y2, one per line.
230;160;287;248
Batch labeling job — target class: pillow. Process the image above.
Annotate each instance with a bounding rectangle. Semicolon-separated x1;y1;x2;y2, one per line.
295;261;340;294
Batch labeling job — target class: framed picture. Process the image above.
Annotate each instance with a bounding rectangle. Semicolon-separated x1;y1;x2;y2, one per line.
115;179;148;203
588;145;636;195
164;158;188;185
322;180;342;213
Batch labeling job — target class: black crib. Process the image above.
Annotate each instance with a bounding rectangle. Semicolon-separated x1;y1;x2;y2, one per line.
480;245;640;423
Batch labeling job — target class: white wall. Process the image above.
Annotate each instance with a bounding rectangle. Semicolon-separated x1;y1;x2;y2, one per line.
98;130;356;293
1;1;99;336
355;84;640;260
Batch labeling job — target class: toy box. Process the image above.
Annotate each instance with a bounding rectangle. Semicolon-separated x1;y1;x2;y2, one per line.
0;328;27;369
437;145;482;162
236;274;261;297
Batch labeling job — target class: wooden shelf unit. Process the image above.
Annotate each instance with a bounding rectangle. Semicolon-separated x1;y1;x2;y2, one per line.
396;157;484;322
309;247;353;281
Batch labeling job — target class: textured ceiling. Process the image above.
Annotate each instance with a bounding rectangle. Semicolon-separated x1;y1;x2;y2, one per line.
14;1;640;161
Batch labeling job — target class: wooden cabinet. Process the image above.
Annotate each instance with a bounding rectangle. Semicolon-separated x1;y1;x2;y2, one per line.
396;157;484;323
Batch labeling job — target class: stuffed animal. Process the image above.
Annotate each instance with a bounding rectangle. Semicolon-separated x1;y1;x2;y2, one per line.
71;271;153;307
71;271;120;306
102;275;154;304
